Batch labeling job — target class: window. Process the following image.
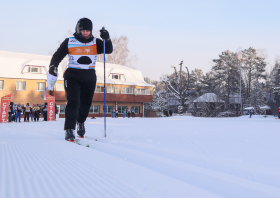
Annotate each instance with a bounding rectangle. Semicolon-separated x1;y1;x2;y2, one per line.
111;74;125;81
118;106;127;113
196;103;203;108
131;106;140;114
103;105;112;113
16;81;26;91
107;86;120;94
96;85;104;93
0;80;3;90
37;82;46;91
135;88;151;95
28;66;42;73
56;83;64;91
89;105;99;114
121;87;133;94
112;74;119;80
145;89;151;95
59;105;66;114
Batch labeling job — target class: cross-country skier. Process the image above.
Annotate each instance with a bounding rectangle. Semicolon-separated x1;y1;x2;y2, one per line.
47;18;113;141
249;108;253;118
278;106;280;118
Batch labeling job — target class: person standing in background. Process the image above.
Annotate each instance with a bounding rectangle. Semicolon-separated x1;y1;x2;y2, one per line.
16;104;23;122
123;109;126;118
33;104;40;122
30;105;34;121
8;102;13;122
127;108;131;118
42;102;48;121
24;103;31;122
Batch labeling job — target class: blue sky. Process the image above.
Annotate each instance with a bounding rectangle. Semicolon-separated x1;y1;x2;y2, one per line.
1;0;280;80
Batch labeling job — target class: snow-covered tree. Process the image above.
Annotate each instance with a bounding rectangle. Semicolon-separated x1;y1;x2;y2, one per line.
95;35;138;68
266;59;280;114
162;61;192;107
248;81;266;113
241;47;266;99
211;50;241;109
144;89;168;116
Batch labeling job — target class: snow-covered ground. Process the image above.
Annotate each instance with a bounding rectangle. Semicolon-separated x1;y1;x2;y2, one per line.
1;115;280;198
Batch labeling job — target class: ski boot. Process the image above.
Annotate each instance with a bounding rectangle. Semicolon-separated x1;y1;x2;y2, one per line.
65;129;75;142
77;122;85;138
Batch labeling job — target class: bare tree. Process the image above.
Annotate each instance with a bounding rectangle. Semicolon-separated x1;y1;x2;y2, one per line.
96;35;138;68
162;61;192;108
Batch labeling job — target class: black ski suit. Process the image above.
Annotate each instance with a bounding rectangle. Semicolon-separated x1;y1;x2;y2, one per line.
49;33;113;130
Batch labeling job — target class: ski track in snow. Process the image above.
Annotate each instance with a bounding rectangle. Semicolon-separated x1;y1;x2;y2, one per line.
76;138;280;198
1;116;280;198
0;124;142;198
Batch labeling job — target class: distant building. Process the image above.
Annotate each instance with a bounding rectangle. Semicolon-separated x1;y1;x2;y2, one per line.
0;51;153;117
193;93;225;117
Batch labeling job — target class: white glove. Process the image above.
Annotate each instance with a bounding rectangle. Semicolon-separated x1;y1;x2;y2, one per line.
47;73;57;90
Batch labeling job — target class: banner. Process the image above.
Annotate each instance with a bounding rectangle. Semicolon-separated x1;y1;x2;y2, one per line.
0;93;14;123
45;94;55;121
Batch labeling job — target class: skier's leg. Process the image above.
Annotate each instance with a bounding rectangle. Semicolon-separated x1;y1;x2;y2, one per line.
64;79;81;130
77;80;96;124
75;81;96;137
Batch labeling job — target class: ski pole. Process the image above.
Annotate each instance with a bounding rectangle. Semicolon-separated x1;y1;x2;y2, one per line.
103;26;107;138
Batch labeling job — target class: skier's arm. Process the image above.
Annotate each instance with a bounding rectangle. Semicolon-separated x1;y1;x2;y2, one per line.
49;38;69;69
96;38;113;54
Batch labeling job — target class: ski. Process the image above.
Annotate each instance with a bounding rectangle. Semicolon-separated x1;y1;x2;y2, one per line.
66;139;81;145
77;136;87;139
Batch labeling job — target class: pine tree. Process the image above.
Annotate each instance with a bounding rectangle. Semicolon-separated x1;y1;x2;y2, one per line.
211;50;240;110
241;47;266;99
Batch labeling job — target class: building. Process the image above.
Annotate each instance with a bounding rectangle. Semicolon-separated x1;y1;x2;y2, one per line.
192;93;225;117
0;51;153;117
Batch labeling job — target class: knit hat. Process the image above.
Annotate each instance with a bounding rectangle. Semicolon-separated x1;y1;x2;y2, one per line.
74;18;93;41
75;18;92;33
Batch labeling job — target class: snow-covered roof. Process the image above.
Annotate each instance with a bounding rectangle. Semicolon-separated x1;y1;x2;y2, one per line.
193;93;224;103
0;51;153;87
244;107;254;110
260;105;271;110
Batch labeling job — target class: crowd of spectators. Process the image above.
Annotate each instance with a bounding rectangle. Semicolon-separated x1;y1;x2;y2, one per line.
7;102;58;122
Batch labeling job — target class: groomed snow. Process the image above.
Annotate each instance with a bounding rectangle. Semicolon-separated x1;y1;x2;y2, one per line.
1;115;280;198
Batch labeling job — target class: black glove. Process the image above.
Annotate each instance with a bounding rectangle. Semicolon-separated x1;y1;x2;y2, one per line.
49;65;58;77
100;29;110;41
